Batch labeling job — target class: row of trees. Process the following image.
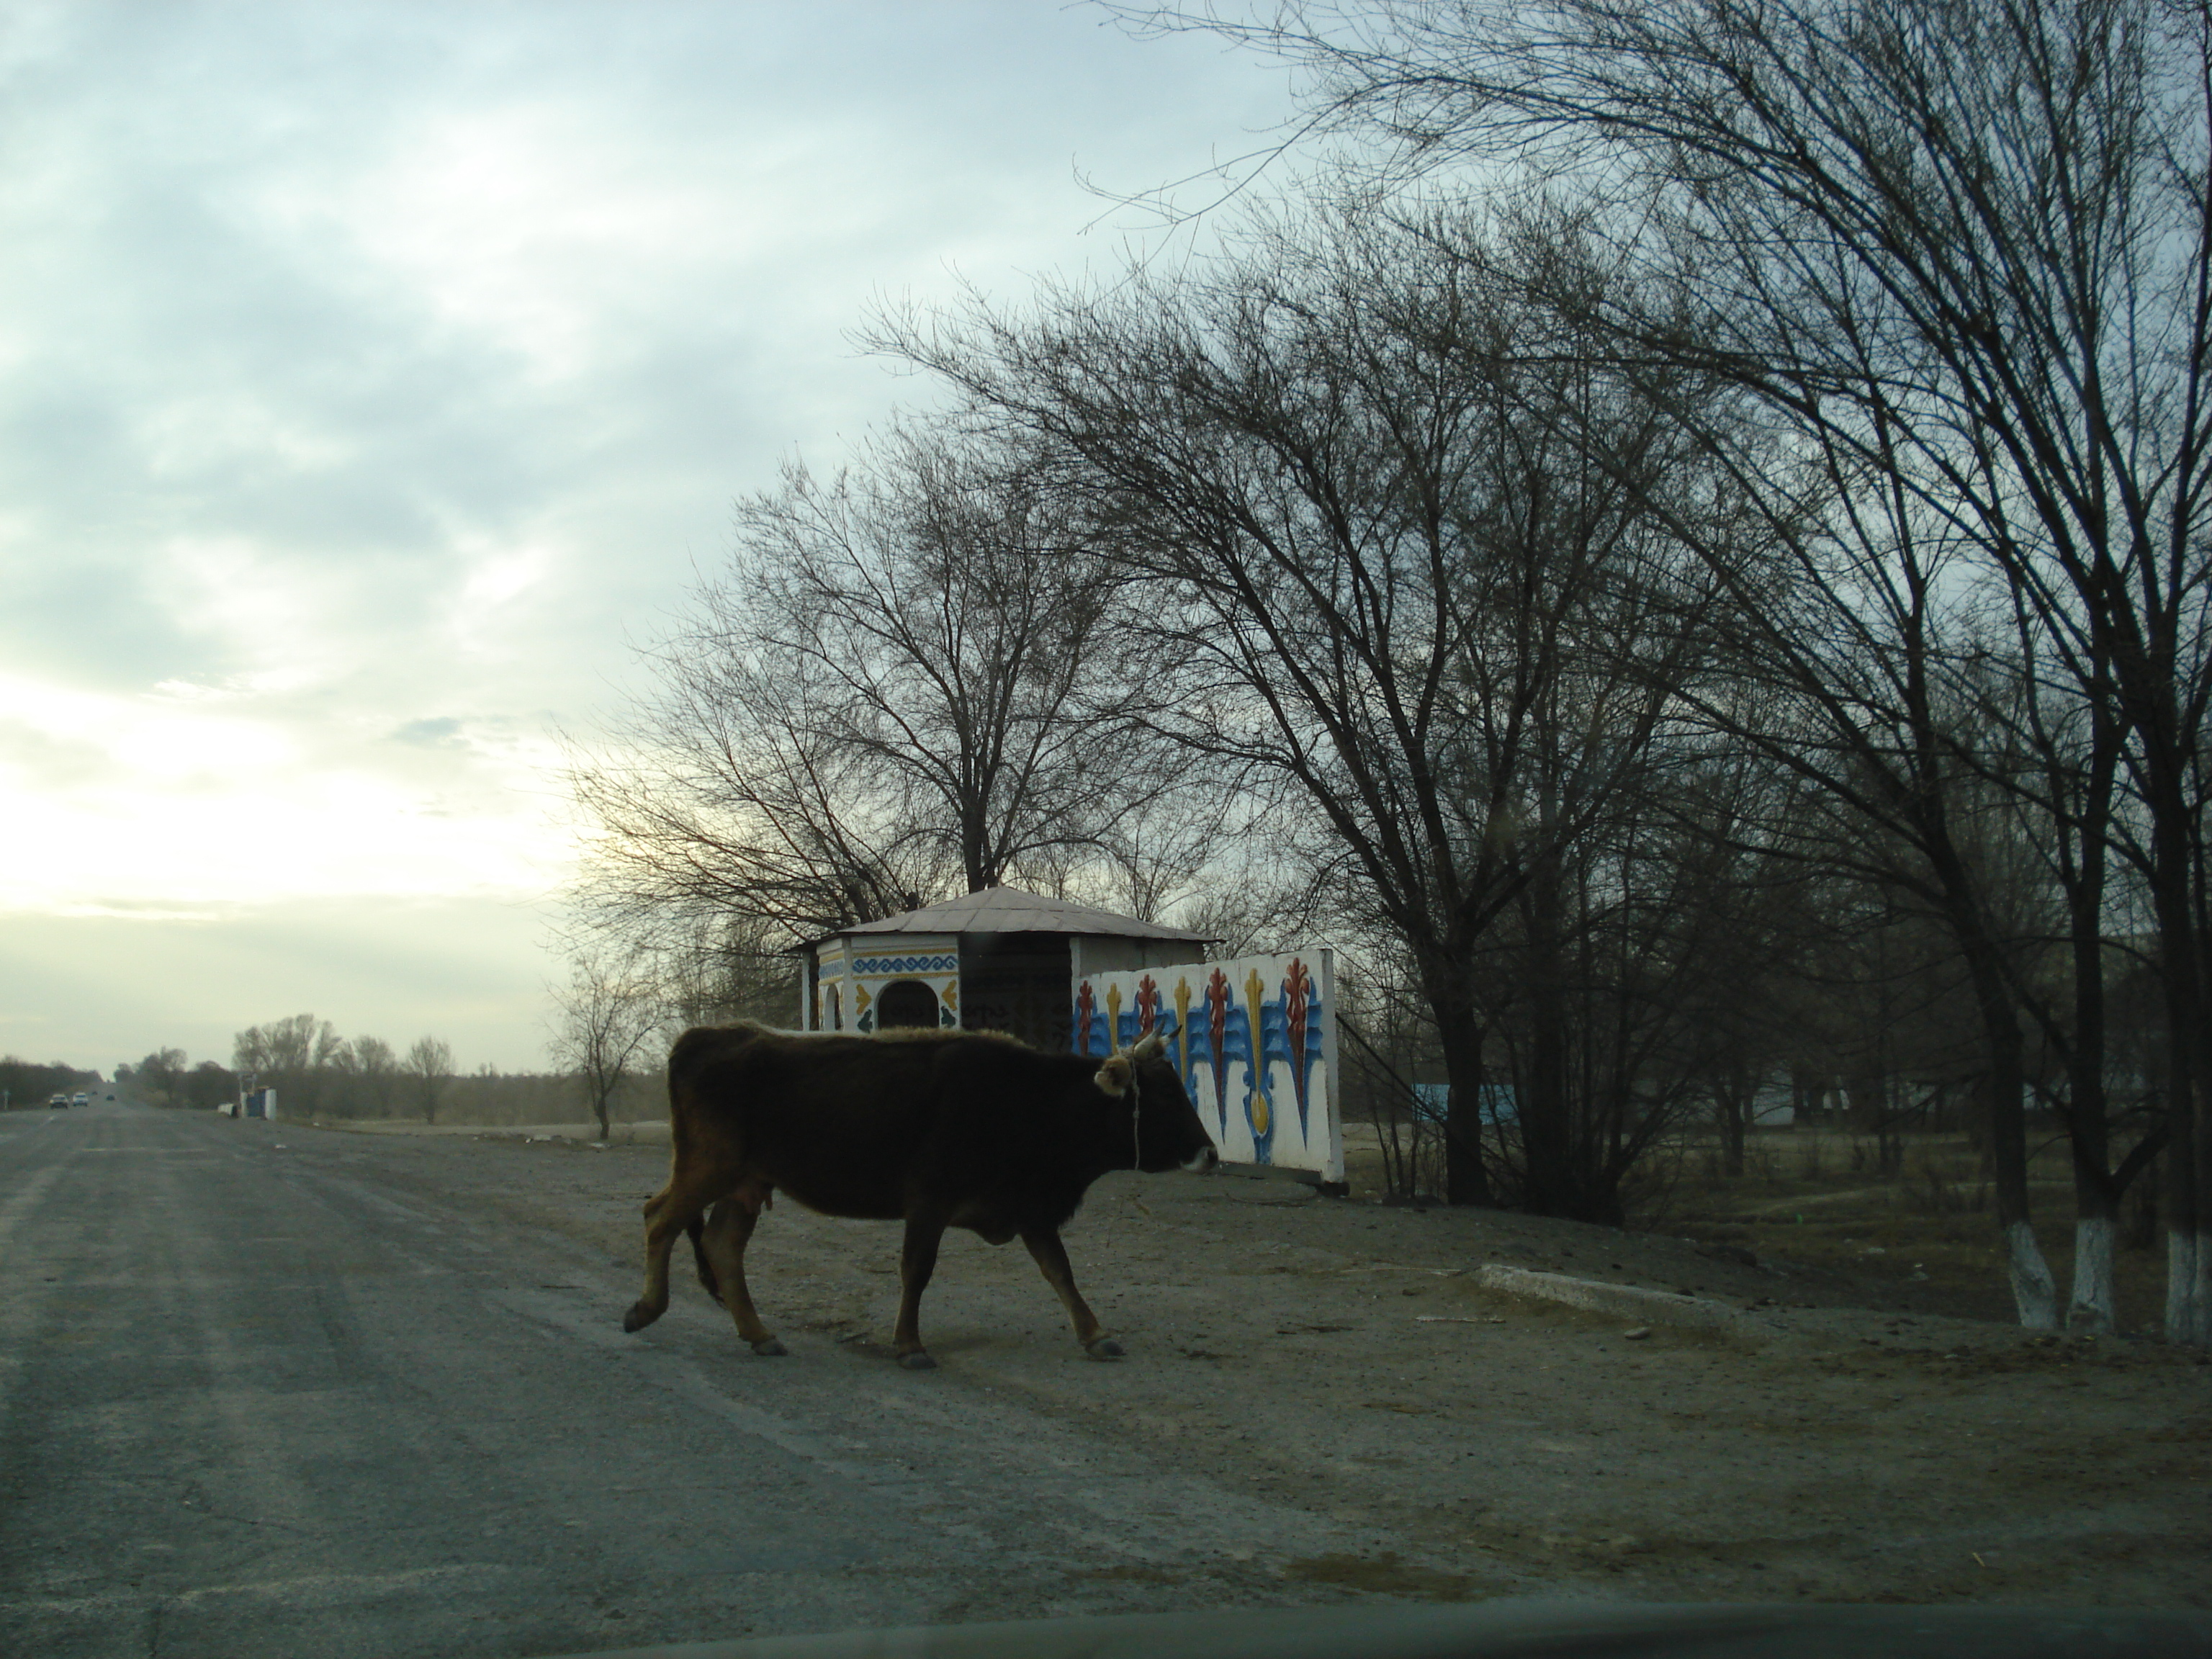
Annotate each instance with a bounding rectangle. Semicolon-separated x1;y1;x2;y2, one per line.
228;1017;457;1123
108;1002;684;1141
127;1024;655;1130
0;1056;100;1107
117;1049;240;1112
1111;0;2210;1339
565;0;2210;1343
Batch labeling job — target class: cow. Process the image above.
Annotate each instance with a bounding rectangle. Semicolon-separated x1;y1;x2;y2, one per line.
621;1022;1218;1370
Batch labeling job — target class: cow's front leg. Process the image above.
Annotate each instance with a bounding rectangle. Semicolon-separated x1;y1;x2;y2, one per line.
894;1210;949;1370
698;1195;786;1356
1021;1226;1122;1359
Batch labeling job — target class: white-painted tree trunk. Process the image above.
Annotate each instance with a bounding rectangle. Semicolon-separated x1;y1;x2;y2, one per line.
2008;1220;2058;1329
2171;1230;2208;1347
2065;1215;2115;1334
2200;1233;2212;1349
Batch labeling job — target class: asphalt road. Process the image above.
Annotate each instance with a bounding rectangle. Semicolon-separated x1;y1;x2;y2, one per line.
0;1104;1363;1658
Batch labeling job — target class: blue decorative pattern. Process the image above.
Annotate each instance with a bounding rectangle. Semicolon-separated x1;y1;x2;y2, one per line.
851;955;959;975
1070;956;1335;1179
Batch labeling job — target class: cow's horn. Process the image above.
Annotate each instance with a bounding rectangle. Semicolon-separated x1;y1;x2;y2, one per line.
1130;1033;1166;1061
1093;1053;1133;1098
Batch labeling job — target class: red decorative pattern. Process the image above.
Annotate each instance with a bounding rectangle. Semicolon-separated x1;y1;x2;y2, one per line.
1205;968;1231;1132
1284;957;1313;1137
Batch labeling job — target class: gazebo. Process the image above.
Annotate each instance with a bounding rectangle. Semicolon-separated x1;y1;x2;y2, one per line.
798;886;1213;1053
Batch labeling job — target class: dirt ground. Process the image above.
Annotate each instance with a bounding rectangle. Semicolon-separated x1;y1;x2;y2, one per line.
313;1115;2211;1610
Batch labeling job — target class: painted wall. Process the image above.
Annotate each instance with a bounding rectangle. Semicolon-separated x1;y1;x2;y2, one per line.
1072;950;1342;1182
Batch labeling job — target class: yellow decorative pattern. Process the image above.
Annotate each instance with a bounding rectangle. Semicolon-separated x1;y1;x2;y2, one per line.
1244;967;1271;1136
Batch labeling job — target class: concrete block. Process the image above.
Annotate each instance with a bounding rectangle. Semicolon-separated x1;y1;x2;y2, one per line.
1477;1265;1740;1331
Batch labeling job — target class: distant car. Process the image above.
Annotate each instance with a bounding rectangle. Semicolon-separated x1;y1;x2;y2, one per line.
49;1094;67;1109
71;1093;88;1107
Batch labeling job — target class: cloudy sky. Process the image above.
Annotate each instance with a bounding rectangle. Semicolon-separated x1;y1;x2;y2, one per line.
0;1;1295;1076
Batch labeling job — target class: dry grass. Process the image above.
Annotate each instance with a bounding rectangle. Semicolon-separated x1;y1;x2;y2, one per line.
1341;1124;2170;1332
1650;1128;2164;1331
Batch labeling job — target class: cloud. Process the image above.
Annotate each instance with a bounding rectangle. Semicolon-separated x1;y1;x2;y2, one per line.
0;0;1298;1066
391;716;464;747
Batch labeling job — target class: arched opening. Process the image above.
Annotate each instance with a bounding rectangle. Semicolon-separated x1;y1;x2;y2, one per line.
874;979;941;1030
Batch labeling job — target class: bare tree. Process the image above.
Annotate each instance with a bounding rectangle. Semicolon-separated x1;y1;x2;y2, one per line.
655;914;803;1032
568;421;1187;953
403;1036;453;1127
133;1047;187;1107
181;1061;238;1112
548;942;667;1142
879;202;1745;1218
346;1035;401;1120
233;1014;347;1118
1956;626;2172;1331
1146;0;2212;1337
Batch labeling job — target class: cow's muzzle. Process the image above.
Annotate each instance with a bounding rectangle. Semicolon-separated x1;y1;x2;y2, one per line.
1182;1144;1220;1173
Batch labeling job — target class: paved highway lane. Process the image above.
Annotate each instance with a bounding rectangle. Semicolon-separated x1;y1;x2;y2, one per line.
0;1105;1360;1658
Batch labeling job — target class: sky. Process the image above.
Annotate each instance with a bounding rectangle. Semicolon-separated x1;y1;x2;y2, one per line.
0;0;1298;1076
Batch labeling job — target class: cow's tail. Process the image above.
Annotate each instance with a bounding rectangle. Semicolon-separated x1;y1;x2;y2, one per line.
689;1214;724;1305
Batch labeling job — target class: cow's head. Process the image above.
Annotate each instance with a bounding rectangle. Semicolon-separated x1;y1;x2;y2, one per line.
1093;1033;1218;1174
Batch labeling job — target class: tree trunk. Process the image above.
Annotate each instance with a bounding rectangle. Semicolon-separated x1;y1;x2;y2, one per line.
1717;1076;1748;1180
2064;974;2118;1335
2002;1215;2058;1331
2124;682;2210;1346
1434;994;1493;1208
1932;848;2056;1328
2067;1189;2118;1336
2168;1038;2205;1345
1519;969;1575;1216
1509;856;1580;1218
2062;1065;2121;1333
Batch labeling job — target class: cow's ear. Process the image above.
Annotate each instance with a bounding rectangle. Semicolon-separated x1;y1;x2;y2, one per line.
1094;1053;1133;1098
1130;1033;1165;1062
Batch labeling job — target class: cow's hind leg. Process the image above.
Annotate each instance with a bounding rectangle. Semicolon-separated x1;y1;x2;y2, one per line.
1021;1226;1121;1359
698;1195;786;1356
625;1174;724;1333
893;1210;950;1370
692;1178;771;1304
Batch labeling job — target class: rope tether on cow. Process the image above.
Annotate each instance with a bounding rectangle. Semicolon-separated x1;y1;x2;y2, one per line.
1125;1047;1166;1213
1128;1053;1141;1171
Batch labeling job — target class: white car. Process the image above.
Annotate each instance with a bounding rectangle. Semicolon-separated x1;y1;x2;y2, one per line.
70;1092;89;1107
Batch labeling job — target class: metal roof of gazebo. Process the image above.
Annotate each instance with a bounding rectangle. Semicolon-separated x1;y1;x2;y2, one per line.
806;885;1213;947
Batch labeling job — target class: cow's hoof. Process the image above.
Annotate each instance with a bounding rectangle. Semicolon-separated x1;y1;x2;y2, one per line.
750;1337;788;1357
1085;1337;1126;1360
621;1304;660;1334
898;1351;938;1371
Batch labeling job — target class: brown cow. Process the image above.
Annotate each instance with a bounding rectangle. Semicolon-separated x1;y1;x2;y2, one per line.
621;1022;1218;1369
